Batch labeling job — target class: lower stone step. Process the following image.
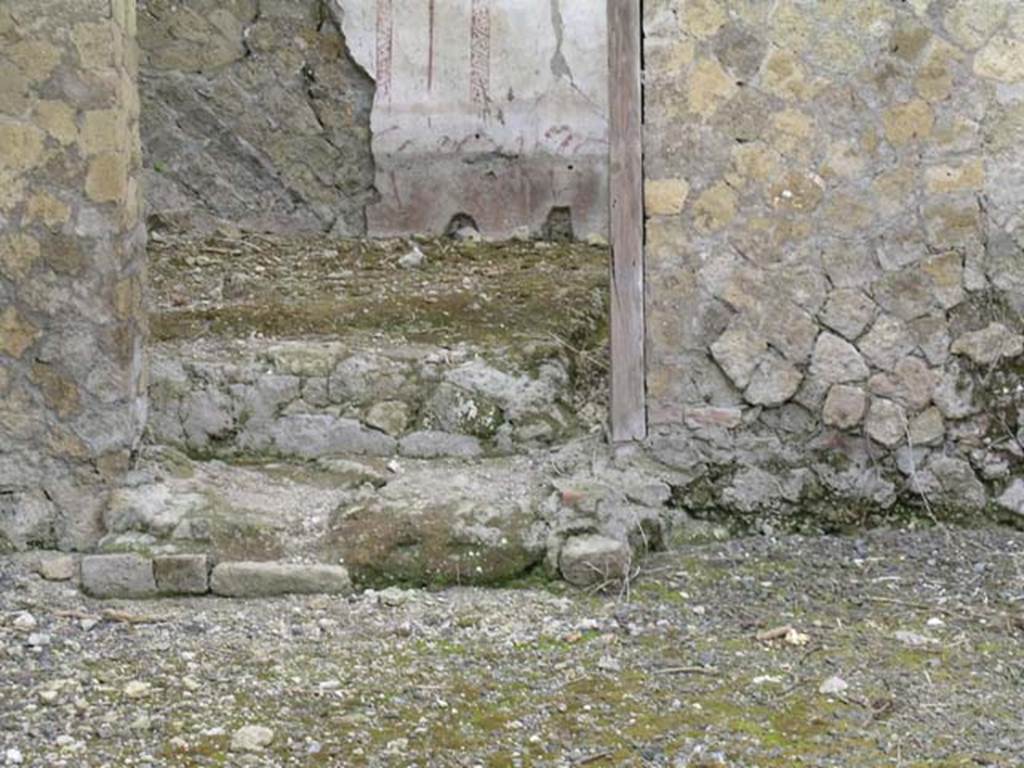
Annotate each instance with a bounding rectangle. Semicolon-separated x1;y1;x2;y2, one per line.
87;442;674;591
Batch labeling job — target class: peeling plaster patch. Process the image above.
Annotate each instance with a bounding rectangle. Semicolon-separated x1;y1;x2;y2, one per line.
549;0;573;81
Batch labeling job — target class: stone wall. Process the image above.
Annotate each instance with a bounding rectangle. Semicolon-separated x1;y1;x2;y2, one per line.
643;0;1024;527
137;0;376;235
0;0;147;551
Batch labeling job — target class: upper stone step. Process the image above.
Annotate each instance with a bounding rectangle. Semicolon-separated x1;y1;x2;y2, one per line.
146;233;609;460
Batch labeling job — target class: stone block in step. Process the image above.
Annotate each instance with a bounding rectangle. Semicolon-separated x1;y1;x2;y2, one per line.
559;535;632;587
81;554;158;599
210;562;352;598
153;554;210;595
398;431;482;459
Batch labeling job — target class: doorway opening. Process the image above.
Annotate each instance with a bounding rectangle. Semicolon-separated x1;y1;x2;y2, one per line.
137;0;625;464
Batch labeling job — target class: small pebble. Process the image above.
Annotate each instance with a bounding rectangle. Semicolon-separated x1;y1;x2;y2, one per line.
231;725;275;752
12;613;36;632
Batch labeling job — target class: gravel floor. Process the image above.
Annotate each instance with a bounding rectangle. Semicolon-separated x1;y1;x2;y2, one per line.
2;527;1023;767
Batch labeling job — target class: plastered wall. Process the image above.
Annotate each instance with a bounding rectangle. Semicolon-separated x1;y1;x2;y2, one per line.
336;0;610;239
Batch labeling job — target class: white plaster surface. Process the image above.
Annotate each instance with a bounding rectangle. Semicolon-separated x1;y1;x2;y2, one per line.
335;0;609;238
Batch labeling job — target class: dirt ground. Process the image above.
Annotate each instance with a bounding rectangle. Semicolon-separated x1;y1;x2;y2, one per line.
2;526;1023;767
147;232;609;348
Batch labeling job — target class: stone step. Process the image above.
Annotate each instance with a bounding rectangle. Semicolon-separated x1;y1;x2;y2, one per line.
93;442;676;590
146;334;597;460
146;232;609;461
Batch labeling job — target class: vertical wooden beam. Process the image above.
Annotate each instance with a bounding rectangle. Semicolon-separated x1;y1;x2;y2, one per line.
608;0;646;442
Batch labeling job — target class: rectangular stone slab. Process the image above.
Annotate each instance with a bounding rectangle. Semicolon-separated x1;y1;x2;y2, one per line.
210;562;352;598
81;555;157;599
153;554;210;595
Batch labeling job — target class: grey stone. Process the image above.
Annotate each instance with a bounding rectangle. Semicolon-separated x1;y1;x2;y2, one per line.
910;316;952;366
81;555;158;599
810;333;870;385
996;480;1024;516
559;535;631;587
822;385;867;429
0;491;56;551
710;324;766;390
230;725;275;753
314;458;390;488
397;247;426;269
744;353;802;407
868;358;937;412
819;290;876;340
927;456;986;510
895;445;931;477
364;401;411;437
327;460;545;586
424;383;503;438
951;323;1024;365
860;317;916;372
865;399;907;448
683;406;743;430
210;562;352;598
399;431;483;459
932;365;978;419
266;415;397;458
105;485;209;538
34;553;76;582
181;389;236;449
908;407;945;446
153;554;210;595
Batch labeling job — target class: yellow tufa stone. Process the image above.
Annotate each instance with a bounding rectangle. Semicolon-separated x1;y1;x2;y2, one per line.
732;143;781;182
34;101;79;146
0;307;41;359
770;171;824;213
644;179;690;217
113;275;142;320
916;41;962;102
647;39;696;75
975;37;1024;83
46;426;90;460
26;193;71;227
86;153;128;203
693;181;738;233
6;40;62;83
873;166;917;206
687;58;738;119
925;160;986;194
81;109;128;156
31;363;81;419
0;123;45;172
761;49;812;102
770;109;815;159
0;233;40;281
72;22;119;71
0;169;25;212
680;0;727;41
882;99;934;146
